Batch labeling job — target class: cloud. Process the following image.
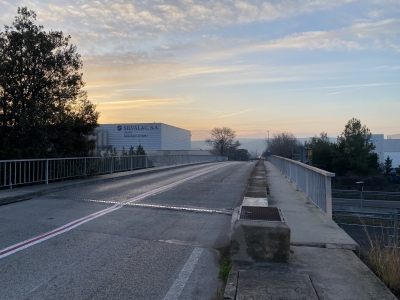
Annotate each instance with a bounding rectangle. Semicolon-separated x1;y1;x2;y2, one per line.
100;99;153;105
82;55;249;89
262;19;399;50
202;18;400;59
259;32;364;51
386;39;400;51
291;82;400;95
208;76;303;86
292;83;400;93
97;97;184;110
315;83;399;89
217;109;254;118
376;65;400;70
0;1;357;50
3;0;396;62
326;87;368;95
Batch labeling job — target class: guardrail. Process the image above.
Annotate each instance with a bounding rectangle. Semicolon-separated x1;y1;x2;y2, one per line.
0;155;227;189
267;155;335;223
332;189;400;201
333;210;399;243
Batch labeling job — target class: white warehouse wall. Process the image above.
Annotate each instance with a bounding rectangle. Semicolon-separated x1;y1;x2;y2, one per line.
371;134;385;163
161;123;191;150
371;134;400;166
97;123;190;151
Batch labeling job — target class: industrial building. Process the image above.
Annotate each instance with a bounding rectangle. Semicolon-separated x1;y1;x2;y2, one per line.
371;134;400;167
95;123;191;153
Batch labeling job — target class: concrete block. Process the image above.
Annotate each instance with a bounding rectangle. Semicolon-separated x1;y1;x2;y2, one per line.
236;271;319;300
242;197;268;207
246;186;266;192
247;180;266;187
244;191;267;198
223;270;239;300
231;208;290;263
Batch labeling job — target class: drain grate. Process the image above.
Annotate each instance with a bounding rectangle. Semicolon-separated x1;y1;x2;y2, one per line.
240;206;282;221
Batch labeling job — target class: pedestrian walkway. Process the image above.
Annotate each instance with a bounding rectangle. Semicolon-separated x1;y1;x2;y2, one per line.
266;161;358;250
224;161;397;300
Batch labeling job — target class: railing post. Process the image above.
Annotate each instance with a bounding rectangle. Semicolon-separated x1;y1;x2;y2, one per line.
393;211;398;243
83;158;87;178
110;157;113;174
130;156;133;171
145;156;148;168
325;175;333;225
45;159;49;184
305;170;310;203
9;162;12;189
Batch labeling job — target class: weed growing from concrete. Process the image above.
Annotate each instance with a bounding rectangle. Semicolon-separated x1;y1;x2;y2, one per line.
362;222;400;297
218;256;232;282
212;244;232;299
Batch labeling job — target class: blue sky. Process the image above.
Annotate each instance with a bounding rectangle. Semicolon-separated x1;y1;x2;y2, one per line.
1;0;399;140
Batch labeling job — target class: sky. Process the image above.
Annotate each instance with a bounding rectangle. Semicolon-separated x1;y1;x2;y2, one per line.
1;0;399;140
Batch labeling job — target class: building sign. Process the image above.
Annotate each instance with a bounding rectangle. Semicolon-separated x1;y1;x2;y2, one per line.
117;124;160;138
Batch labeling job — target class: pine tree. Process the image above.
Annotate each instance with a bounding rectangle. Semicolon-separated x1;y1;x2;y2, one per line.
332;118;378;175
121;146;127;156
136;145;146;155
128;146;135;156
383;156;393;176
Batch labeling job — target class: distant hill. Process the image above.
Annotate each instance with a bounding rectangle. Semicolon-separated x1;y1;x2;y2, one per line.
192;137;337;156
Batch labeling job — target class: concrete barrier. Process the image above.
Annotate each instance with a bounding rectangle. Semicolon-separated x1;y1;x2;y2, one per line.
230;160;291;263
231;206;290;263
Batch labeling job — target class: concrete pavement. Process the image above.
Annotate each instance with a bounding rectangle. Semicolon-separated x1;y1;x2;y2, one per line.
224;160;397;300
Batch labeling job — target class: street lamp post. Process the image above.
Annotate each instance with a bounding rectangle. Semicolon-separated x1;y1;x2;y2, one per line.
356;181;364;208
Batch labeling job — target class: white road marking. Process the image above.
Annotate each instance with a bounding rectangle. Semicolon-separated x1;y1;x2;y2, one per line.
0;164;229;260
83;199;233;215
163;247;204;300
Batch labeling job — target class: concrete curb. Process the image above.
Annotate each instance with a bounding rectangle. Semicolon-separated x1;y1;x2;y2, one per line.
0;162;214;206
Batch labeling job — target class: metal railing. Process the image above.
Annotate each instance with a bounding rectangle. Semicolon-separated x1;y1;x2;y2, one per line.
333;210;399;243
333;189;400;200
267;155;335;223
0;155;227;189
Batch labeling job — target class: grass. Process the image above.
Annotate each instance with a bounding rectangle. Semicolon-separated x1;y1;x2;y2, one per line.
362;222;400;298
212;245;232;300
218;256;232;282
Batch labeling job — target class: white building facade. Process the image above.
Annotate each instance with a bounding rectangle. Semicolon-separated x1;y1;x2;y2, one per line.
371;134;400;167
96;123;191;152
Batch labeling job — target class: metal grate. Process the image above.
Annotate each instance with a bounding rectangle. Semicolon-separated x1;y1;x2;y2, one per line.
240;206;282;221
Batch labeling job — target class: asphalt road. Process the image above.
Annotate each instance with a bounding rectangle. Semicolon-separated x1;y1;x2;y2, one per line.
0;161;255;300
